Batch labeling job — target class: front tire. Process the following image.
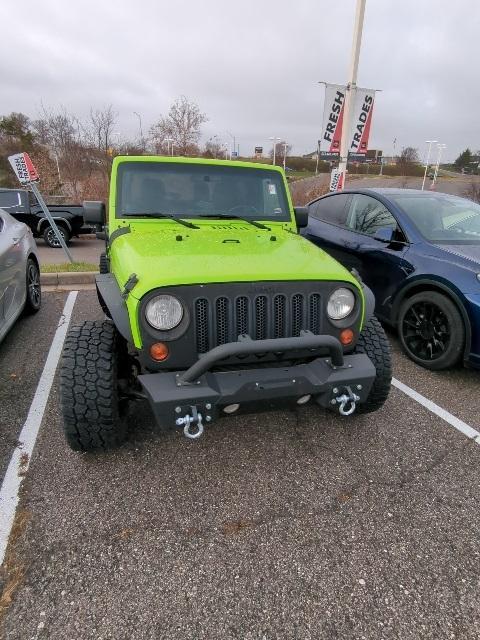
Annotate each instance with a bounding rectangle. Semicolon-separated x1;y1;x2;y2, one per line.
398;291;464;370
43;224;70;248
354;317;392;414
60;320;128;451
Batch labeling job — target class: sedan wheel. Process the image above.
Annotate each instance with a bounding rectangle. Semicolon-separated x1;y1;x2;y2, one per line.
399;291;464;370
24;258;42;314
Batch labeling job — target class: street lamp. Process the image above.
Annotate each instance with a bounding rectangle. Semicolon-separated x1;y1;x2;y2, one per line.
432;143;446;189
269;136;281;165
133;111;145;151
227;131;236;159
421;140;438;190
164;138;173;156
51;145;61;183
283;142;288;171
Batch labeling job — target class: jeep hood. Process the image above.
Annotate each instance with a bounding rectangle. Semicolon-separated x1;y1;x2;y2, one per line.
109;224;358;299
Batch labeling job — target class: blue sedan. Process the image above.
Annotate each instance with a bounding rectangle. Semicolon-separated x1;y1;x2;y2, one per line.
303;188;480;370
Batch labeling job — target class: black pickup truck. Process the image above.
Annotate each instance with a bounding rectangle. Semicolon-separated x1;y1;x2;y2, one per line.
0;187;93;248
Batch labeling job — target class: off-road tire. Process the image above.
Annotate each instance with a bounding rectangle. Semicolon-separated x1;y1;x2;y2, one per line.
43;223;71;248
60;320;128;451
99;252;109;274
353;316;392;414
23;257;41;314
398;291;464;370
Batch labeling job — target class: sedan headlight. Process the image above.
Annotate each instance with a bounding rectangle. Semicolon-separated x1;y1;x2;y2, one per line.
145;295;183;330
327;288;355;320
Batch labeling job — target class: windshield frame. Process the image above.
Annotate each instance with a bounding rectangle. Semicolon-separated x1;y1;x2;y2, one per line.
391;193;480;245
114;160;292;223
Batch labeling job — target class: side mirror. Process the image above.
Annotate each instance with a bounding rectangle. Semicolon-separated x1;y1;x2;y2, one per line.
294;206;309;228
374;227;395;243
83;200;105;225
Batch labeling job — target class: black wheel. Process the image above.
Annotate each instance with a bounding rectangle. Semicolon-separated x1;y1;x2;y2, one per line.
353;316;392;414
398;291;464;370
60;320;129;451
99;252;109;274
43;224;70;248
24;258;41;314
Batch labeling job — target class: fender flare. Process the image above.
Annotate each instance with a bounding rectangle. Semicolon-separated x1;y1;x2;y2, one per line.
363;284;376;325
37;216;72;234
95;273;133;344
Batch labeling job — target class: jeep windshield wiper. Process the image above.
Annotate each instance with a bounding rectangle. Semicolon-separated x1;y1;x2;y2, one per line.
197;214;270;230
126;212;199;229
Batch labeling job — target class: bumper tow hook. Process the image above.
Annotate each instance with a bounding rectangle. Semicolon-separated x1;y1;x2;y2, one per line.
333;386;360;416
175;407;204;439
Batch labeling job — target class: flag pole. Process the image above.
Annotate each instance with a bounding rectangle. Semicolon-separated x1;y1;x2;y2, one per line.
338;0;366;190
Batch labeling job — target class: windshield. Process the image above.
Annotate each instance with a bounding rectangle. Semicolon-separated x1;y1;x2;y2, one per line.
392;193;480;244
116;161;290;221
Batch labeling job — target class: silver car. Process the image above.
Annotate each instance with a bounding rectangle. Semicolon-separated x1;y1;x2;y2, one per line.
0;207;41;342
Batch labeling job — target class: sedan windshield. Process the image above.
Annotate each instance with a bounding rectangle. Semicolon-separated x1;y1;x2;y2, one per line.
392;193;480;244
116;161;290;221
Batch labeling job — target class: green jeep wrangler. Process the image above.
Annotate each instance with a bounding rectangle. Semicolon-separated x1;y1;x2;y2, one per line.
60;156;391;450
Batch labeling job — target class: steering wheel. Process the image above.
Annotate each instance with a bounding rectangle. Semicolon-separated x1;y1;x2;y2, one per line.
227;205;259;215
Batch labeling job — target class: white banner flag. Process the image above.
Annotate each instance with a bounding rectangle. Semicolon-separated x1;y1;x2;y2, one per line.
320;84;376;161
348;88;376;159
319;84;345;160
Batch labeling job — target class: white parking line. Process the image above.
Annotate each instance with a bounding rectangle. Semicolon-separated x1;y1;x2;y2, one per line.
0;291;78;566
392;377;480;445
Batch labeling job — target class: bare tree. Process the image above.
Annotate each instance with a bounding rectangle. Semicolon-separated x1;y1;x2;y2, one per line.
397;146;419;177
87;105;117;155
32;107;91;198
270;141;292;166
33;106;78;151
150;96;207;156
204;135;224;158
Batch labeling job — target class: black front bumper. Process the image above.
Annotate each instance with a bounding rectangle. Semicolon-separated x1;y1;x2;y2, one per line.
138;333;376;429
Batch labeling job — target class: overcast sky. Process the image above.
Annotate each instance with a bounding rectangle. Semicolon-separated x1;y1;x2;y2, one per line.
2;0;479;161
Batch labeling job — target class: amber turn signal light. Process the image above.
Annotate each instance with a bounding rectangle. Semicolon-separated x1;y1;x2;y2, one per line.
150;342;169;361
339;329;354;346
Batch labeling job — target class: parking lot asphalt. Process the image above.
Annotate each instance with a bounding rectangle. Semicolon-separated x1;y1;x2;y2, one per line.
36;235;103;266
1;291;479;639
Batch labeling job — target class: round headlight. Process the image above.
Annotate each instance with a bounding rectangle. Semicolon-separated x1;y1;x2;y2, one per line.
327;288;355;320
145;295;183;330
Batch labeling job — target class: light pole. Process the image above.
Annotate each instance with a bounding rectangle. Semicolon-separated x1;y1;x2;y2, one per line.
338;0;366;189
133;111;144;150
421;140;438;190
223;143;230;160
164;138;173;156
112;132;121;152
227;131;236;159
52;146;61;183
432;143;446;189
269;136;281;165
283;143;288;171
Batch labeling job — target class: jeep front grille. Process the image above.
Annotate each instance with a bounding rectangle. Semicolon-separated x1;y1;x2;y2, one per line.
194;291;323;353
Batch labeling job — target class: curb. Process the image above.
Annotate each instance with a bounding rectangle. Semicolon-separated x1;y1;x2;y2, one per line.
40;271;99;286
